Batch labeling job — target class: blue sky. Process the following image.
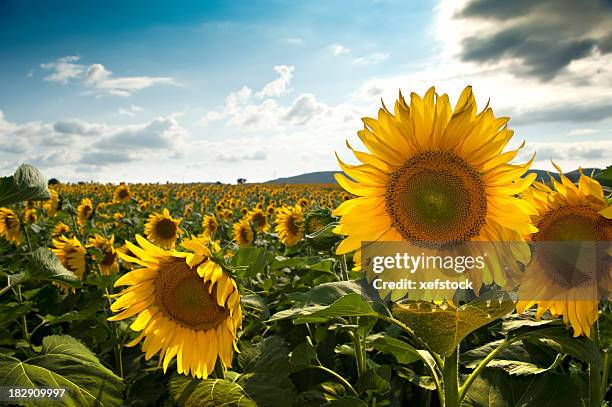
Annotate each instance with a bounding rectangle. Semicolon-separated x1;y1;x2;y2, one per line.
0;0;611;183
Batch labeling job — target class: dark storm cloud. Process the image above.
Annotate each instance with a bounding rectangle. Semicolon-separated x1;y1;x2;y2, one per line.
456;0;612;81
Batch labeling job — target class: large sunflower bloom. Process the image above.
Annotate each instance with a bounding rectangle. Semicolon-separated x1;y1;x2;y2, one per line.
51;235;86;280
43;189;60;215
232;219;254;247
248;208;270;233
114;184;132;203
201;214;219;238
333;86;537;297
275;205;305;246
0;208;21;244
88;234;119;275
110;235;242;379
77;198;94;227
517;167;611;337
51;222;71;238
144;208;181;249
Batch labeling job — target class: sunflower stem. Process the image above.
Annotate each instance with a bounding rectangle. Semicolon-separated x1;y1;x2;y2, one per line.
443;346;459;407
458;334;526;404
314;365;359;397
589;322;602;407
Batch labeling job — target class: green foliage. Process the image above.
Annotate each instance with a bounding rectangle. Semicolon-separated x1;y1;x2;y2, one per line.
0;335;124;406
392;291;515;355
0;164;50;206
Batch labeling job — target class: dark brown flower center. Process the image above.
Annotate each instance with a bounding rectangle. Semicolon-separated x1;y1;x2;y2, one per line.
155;218;177;239
154;259;229;330
385;151;487;247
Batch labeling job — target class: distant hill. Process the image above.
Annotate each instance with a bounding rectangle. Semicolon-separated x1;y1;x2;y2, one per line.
266;171;337;184
265;168;603;184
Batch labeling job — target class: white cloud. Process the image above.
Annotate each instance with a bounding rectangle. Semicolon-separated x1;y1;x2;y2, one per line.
118;105;144;116
353;52;389;65
0;110;187;180
328;42;350;56
567;128;599;136
255;65;294;98
40;56;177;97
517;140;612;170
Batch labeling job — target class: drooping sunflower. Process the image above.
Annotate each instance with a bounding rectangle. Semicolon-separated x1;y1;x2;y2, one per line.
109;235;242;379
77;198;94;227
232;219;254;247
144;208;181;249
333;86;537;297
114;184;132;203
248;208;270;233
23;208;37;224
275;205;305;246
43;189;60;215
517;167;611;337
201;215;219;238
0;208;21;244
51;235;86;280
88;234;119;275
52;222;71;237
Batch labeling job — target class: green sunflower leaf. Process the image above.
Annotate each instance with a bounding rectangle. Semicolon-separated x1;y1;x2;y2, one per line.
0;164;50;206
0;335;124;407
463;368;582;407
168;376;256;407
392;291;515;356
26;247;81;288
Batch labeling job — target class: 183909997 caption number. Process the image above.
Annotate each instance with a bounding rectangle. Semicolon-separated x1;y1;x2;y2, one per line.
0;387;67;401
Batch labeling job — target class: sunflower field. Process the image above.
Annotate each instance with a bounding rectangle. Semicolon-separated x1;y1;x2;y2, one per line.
0;87;611;407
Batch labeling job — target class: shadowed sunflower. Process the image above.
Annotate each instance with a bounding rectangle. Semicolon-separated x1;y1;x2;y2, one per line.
145;208;181;249
0;208;20;244
232;219;254;247
77;198;94;227
52;222;71;238
275;205;305;246
114;184;132;203
24;208;37;224
43;189;60;215
88;234;119;275
201;214;219;238
52;235;86;280
517;167;611;337
333;86;537;298
248;208;270;233
109;235;242;379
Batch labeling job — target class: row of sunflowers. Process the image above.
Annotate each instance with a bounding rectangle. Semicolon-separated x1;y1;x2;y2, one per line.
0;86;610;406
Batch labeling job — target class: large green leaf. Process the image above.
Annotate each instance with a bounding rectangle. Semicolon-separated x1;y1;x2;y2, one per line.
230;247;267;278
170;336;296;407
0;335;124;407
269;293;377;324
168;375;256;407
236;336;296;407
520;326;601;367
369;335;421;365
462;339;560;376
0;164;50;206
287;280;364;305
463;368;583;407
392;291;515;356
19;247;81;288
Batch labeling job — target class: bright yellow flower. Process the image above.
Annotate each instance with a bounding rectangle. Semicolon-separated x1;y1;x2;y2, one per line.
144;208;181;249
517;167;611;337
110;235;242;379
275;205;304;246
0;208;20;244
332;86;536;297
52;235;86;280
232;219;254;247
